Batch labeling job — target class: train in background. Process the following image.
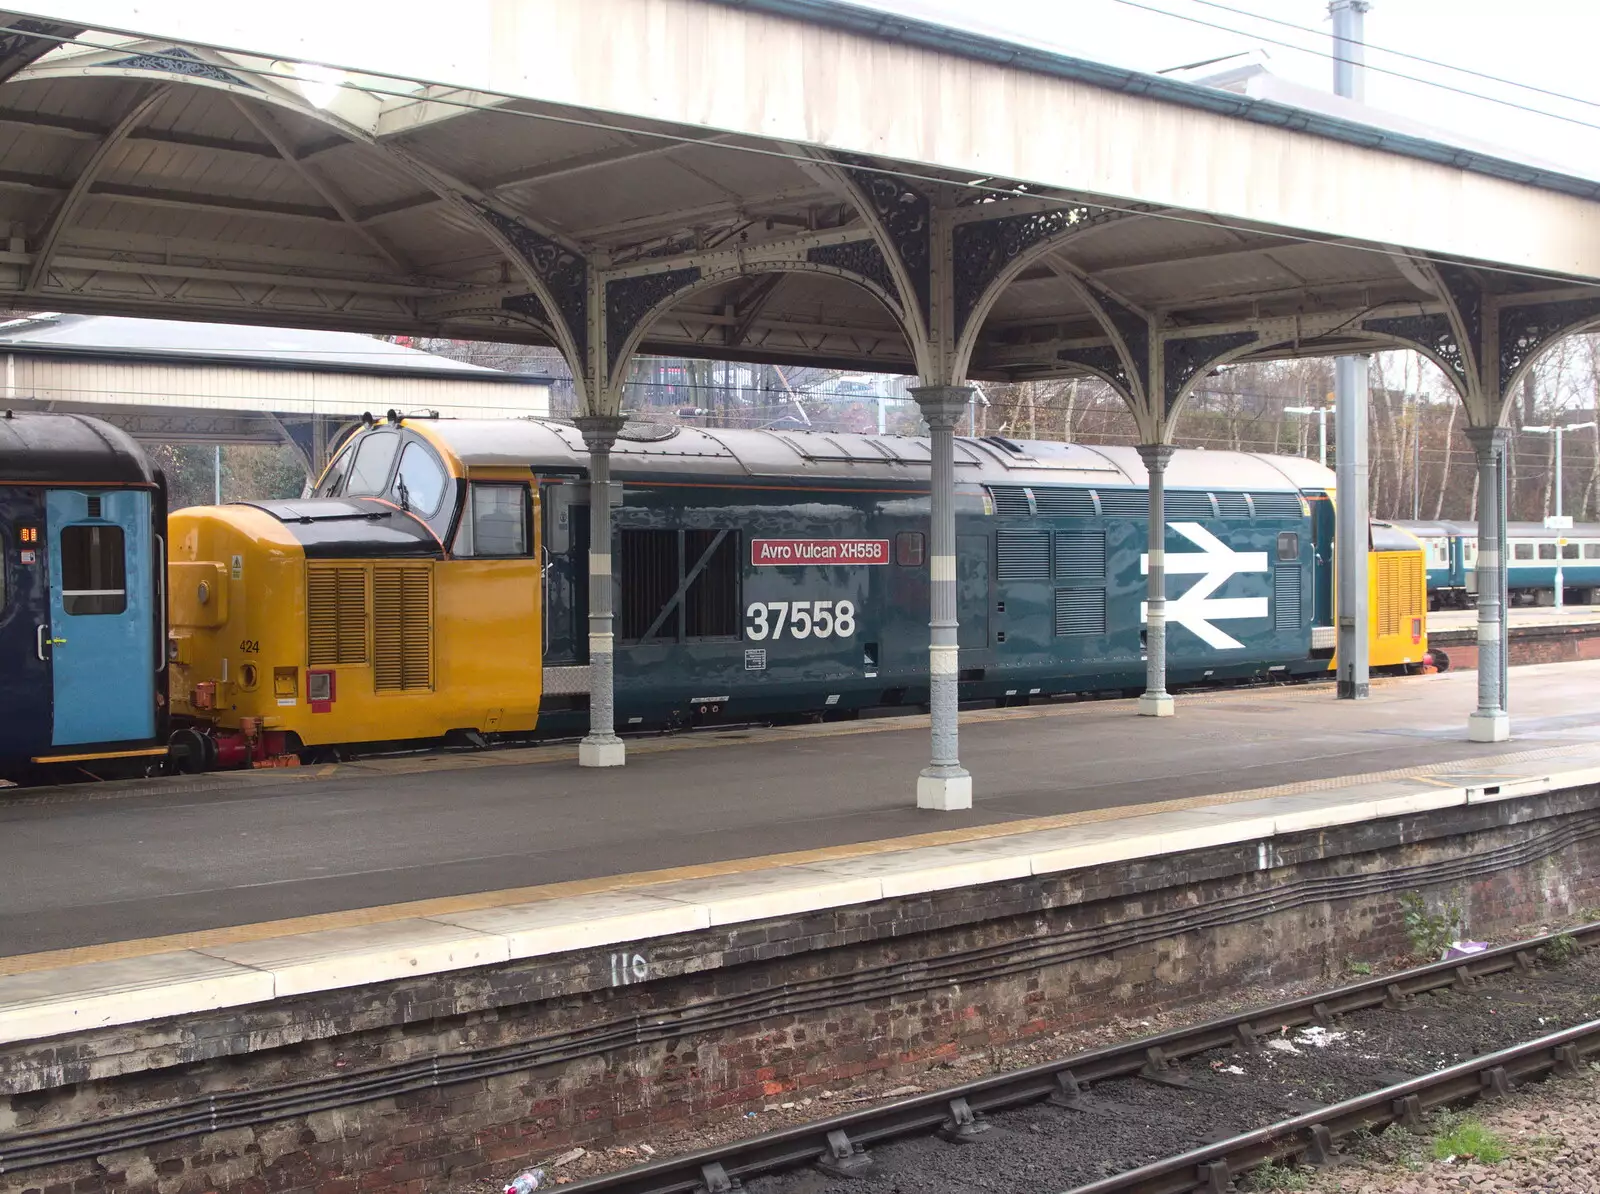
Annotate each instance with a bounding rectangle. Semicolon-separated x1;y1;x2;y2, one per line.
1395;520;1600;609
158;417;1431;770
0;412;169;779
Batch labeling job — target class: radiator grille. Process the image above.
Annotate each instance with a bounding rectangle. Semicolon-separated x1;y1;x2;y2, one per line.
1094;489;1149;518
1250;492;1305;519
1375;552;1426;639
1055;588;1108;636
306;565;368;666
996;529;1051;581
1165;491;1217;519
1215;492;1251;518
987;486;1032;517
372;565;433;691
1274;566;1303;630
1030;487;1096;518
1054;530;1106;584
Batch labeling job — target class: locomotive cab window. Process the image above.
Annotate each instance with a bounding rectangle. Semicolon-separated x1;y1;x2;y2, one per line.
452;484;530;557
60;524;126;615
342;431;402;497
391;441;448;518
1276;532;1299;562
1514;543;1534;560
896;531;925;567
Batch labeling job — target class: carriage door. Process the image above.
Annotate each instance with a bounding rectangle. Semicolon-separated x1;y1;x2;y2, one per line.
44;489;155;746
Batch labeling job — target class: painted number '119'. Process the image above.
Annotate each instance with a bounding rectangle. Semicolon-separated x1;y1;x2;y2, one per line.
746;600;856;641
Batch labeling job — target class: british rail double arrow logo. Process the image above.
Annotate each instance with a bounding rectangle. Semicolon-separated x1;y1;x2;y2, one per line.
1140;523;1270;650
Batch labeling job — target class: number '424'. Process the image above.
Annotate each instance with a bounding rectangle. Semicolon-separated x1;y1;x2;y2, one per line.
745;600;855;641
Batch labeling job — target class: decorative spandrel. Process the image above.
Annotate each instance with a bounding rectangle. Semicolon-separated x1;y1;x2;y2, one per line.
806;240;899;307
1080;283;1150;399
828;153;931;324
1163;331;1258;414
1498;297;1600;391
1434;263;1483;355
468;201;589;361
1057;345;1130;398
952;205;1126;343
1362;313;1468;389
604;267;702;374
108;46;253;88
501;292;552;326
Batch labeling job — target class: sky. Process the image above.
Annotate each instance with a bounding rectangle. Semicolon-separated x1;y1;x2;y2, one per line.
856;0;1600;178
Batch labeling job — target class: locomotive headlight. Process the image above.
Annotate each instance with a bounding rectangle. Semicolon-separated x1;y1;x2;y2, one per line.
197;581;210;604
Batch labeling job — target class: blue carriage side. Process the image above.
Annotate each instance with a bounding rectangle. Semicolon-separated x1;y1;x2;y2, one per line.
1396;519;1600;607
0;411;168;779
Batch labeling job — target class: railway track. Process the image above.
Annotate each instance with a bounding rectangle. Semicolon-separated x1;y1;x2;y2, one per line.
561;922;1600;1194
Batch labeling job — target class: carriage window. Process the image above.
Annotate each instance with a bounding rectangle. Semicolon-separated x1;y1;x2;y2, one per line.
342;432;401;497
896;531;926;566
60;524;126;615
1513;543;1534;560
1539;543;1557;560
452;484;529;557
392;441;448;518
1563;542;1581;560
1587;544;1600;559
1276;532;1299;562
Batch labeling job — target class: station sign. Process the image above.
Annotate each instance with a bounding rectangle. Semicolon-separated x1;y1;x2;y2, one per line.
1545;515;1574;531
750;538;890;566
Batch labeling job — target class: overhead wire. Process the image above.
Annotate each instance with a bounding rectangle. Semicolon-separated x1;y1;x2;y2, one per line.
1;23;1597;300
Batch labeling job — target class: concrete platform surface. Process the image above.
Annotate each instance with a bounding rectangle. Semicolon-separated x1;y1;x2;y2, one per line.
1;662;1598;976
1;722;1597;1045
1429;604;1600;631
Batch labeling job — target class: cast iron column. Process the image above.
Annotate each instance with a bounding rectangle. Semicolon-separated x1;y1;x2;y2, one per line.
1334;354;1371;699
1137;443;1175;717
912;385;973;810
575;414;627;767
1465;426;1511;742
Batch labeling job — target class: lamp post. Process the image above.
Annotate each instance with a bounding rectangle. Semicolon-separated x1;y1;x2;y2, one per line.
1285;405;1332;466
1521;420;1597;608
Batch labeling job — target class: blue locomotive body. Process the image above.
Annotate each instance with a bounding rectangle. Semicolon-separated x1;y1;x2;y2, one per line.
0;412;167;776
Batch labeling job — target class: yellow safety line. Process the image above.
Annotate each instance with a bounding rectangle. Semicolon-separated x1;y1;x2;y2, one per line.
1;739;1593;980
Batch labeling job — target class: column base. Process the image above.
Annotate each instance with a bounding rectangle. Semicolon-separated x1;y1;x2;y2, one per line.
917;768;972;811
579;736;627;768
1336;680;1370;700
1137;692;1175;718
1467;711;1511;743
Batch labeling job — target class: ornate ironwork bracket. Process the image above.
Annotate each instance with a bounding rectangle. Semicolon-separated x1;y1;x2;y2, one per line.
827;152;931;326
1361;312;1469;391
805;240;900;308
500;291;552;327
604;266;702;374
1498;296;1600;392
1163;331;1259;416
1057;345;1133;400
951;205;1121;343
466;200;589;362
107;46;254;89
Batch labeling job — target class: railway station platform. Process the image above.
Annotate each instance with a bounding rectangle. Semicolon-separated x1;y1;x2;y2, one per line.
4;662;1600;1193
1429;604;1600;669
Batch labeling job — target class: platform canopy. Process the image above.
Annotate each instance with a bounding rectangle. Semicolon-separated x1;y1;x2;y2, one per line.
0;0;1595;428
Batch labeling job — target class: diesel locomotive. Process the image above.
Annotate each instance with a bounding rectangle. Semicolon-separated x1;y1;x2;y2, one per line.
162;417;1430;768
0;412;169;778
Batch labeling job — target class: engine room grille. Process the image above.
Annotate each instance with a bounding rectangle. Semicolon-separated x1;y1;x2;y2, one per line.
1165;491;1217;519
1054;588;1108;636
1250;492;1305;518
996;529;1051;581
1054;529;1106;584
1094;489;1149;518
1274;566;1303;630
306;565;368;666
986;486;1032;517
1031;487;1095;518
372;565;433;691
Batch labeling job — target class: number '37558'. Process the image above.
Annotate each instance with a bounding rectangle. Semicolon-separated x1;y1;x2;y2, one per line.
745;599;856;640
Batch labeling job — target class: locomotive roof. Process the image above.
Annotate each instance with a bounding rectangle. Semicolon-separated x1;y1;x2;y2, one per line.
0;410;156;486
411;419;1335;494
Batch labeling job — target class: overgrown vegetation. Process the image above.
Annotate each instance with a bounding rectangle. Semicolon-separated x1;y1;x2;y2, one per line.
1345;957;1373;976
1240;1158;1310;1191
1431;1118;1507;1163
1539;932;1579;965
1399;892;1463;961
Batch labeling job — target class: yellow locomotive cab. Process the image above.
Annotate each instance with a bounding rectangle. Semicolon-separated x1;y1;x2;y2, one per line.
168;422;541;767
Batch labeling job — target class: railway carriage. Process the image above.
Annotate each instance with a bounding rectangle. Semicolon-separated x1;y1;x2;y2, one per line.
1395;519;1600;608
163;418;1429;767
0;412;168;777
